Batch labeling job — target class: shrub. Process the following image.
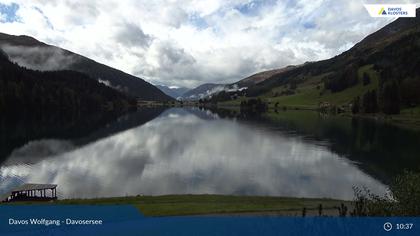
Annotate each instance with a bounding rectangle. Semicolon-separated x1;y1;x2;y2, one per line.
352;171;420;216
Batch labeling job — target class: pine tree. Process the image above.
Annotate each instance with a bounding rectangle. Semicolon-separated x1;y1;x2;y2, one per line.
362;90;378;113
380;80;401;114
352;96;360;114
363;72;371;86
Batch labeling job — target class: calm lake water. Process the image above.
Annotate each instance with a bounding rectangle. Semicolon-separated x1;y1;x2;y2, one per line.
1;108;420;200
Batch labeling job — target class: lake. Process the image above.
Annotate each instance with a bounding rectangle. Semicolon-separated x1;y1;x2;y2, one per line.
1;108;420;200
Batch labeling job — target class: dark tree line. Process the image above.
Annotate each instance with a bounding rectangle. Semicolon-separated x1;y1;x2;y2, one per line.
324;65;359;93
240;98;268;113
380;80;401;114
362;90;378;113
0;50;135;117
371;31;420;112
400;78;420;106
352;82;401;115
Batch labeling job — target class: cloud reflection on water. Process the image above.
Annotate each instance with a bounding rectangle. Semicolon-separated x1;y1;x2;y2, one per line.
0;108;387;200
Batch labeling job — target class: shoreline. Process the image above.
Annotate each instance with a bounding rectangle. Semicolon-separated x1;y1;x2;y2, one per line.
3;194;351;217
138;102;420;131
176;102;420;131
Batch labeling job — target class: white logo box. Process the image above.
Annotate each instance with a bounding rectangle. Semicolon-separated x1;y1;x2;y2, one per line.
364;4;416;18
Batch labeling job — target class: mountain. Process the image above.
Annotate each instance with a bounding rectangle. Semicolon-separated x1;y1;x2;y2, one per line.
236;65;299;88
0;48;135;115
0;33;172;101
156;85;189;99
213;8;420;115
181;83;226;100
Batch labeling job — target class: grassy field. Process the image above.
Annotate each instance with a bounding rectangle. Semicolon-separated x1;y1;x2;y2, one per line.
5;195;349;217
217;64;420;130
218;65;380;110
261;65;380;109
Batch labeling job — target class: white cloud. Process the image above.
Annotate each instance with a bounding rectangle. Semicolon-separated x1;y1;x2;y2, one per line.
0;0;418;88
0;44;79;71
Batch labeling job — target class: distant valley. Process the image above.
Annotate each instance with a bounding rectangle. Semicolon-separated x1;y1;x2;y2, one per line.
156;83;227;101
156;85;189;99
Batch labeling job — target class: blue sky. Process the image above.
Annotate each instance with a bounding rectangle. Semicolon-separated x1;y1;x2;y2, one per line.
0;0;417;88
0;2;19;22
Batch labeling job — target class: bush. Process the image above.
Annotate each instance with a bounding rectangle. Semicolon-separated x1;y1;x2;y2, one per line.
391;171;420;215
352;171;420;216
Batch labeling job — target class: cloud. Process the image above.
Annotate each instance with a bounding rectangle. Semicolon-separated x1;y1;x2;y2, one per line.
115;22;152;48
133;40;202;87
98;78;128;93
4;139;74;166
0;0;415;88
0;44;79;71
98;79;111;87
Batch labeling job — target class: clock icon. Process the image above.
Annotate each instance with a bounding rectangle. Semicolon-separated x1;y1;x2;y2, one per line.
384;222;393;232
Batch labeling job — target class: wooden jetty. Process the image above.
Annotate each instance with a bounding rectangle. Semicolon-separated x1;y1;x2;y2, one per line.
1;183;57;203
